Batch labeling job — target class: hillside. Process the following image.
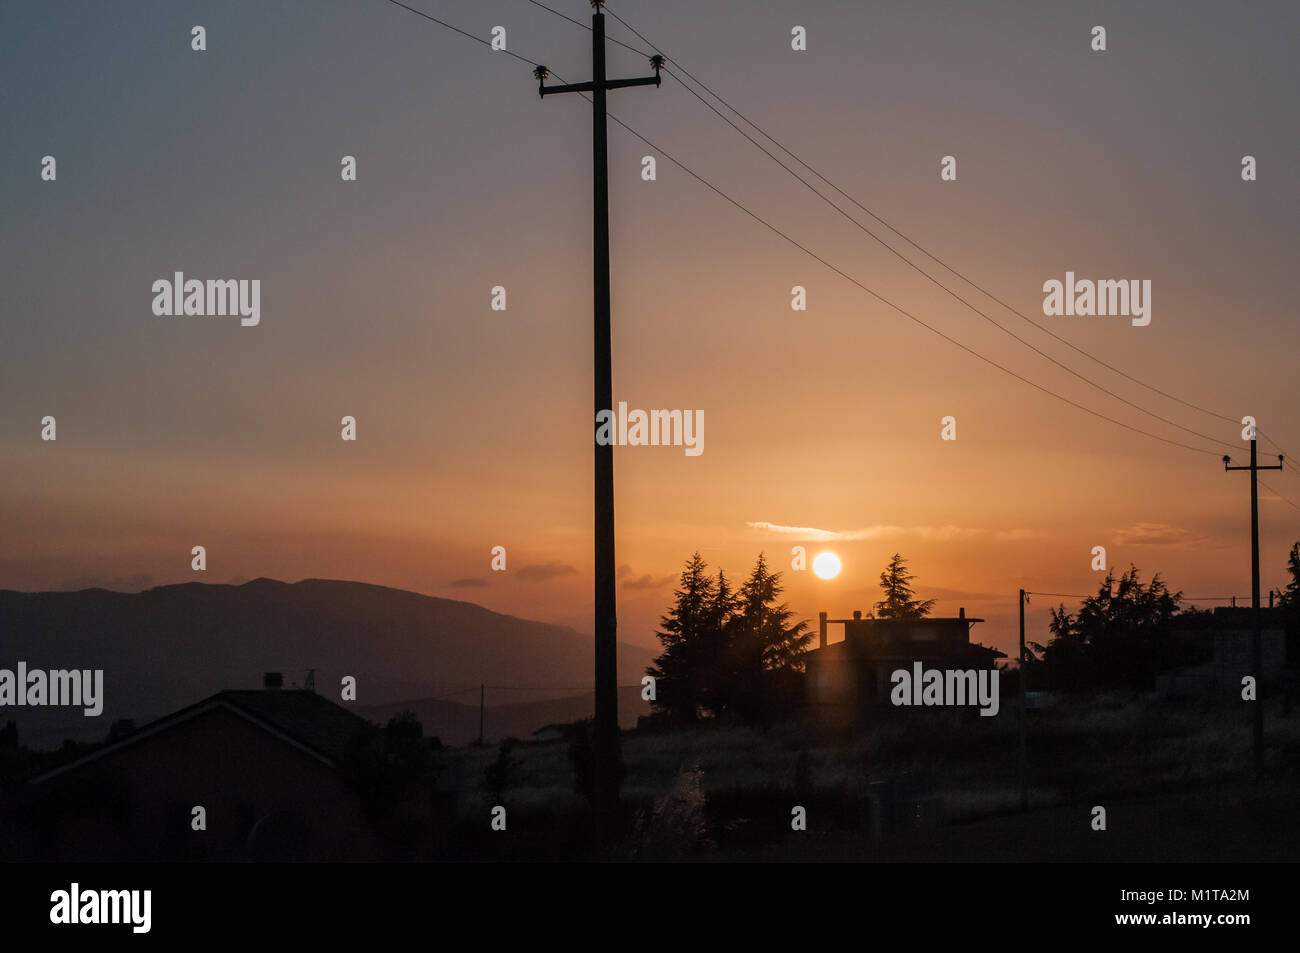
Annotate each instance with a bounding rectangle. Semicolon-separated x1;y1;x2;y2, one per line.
0;578;656;748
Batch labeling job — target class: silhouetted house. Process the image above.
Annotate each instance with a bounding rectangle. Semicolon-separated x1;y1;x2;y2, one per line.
24;687;386;862
1156;607;1289;699
806;608;999;715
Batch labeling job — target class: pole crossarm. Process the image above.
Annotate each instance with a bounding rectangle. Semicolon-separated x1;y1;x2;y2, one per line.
541;74;659;96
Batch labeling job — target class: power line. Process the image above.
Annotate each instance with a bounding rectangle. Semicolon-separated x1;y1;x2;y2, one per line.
381;0;1226;458
523;0;653;58
660;67;1241;455
382;0;543;67
1260;478;1300;511
599;2;1298;465
559;6;1300;502
597;110;1225;458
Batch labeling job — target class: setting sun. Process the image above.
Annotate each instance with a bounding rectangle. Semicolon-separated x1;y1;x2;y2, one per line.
813;551;842;580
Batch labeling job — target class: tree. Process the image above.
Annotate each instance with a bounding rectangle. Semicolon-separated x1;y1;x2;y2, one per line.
1027;565;1185;690
341;710;442;855
726;553;812;721
874;553;936;619
734;553;811;671
647;552;720;722
1277;541;1300;611
648;551;811;724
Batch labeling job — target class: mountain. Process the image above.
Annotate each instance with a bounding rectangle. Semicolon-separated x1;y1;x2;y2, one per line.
0;578;656;748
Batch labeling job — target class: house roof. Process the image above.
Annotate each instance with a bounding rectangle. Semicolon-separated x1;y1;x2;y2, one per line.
836;616;984;624
30;689;376;784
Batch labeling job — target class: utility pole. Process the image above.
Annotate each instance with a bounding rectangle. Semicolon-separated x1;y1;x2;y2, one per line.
1223;432;1284;776
1018;589;1028;812
479;684;485;747
535;3;663;825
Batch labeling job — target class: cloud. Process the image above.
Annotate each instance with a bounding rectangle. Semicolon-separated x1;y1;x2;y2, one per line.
992;529;1040;541
450;577;489;588
623;573;676;591
616;564;632;579
747;522;1002;542
1113;522;1201;546
515;561;579;582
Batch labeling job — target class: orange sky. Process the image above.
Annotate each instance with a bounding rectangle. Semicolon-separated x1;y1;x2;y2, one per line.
3;0;1298;662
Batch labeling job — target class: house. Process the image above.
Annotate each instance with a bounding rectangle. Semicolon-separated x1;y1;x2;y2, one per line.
21;680;388;862
805;608;1000;716
1156;607;1289;699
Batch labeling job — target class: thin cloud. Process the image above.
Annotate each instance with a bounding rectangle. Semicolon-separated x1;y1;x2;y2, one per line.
747;522;1001;542
992;529;1040;541
450;577;489;588
623;572;676;591
516;561;579;582
1113;522;1201;546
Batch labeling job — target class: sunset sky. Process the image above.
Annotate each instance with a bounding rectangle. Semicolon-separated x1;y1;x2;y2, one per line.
3;0;1299;661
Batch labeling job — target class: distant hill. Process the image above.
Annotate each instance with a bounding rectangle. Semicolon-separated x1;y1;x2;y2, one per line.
361;684;651;746
0;578;656;749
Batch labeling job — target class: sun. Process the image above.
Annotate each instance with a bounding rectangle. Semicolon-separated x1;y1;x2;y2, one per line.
812;551;841;580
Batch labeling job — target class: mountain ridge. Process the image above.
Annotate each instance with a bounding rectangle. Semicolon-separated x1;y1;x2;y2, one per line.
0;577;655;749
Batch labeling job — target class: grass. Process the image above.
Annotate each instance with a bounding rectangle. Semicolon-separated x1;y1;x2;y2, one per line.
428;692;1300;860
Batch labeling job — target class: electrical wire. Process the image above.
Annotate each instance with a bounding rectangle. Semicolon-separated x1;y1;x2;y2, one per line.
600;2;1299;469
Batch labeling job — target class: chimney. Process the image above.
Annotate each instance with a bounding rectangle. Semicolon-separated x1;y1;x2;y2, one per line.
818;611;827;649
263;672;283;690
959;607;966;620
853;610;862;620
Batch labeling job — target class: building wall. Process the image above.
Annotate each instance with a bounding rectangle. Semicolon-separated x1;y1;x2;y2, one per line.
1213;629;1286;687
30;706;384;862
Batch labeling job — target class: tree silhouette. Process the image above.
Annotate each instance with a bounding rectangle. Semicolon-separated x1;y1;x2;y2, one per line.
1278;541;1300;611
725;553;811;721
734;553;811;671
649;551;811;723
1027;566;1185;690
647;552;719;722
874;553;936;619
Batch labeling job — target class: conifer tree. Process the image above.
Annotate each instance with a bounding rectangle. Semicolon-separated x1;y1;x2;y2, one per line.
727;553;811;720
647;552;718;722
874;553;936;619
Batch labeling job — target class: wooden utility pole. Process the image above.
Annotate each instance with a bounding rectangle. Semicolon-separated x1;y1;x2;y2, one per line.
535;3;663;823
1224;433;1284;775
479;683;485;746
1018;588;1028;812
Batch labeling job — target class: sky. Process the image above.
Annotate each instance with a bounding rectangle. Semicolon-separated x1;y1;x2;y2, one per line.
2;0;1299;661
